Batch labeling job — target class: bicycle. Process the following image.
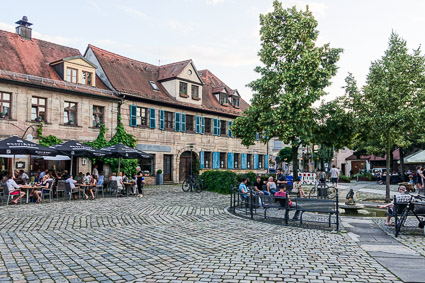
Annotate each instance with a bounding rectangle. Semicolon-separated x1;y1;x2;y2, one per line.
395;194;425;237
182;175;203;193
308;181;336;199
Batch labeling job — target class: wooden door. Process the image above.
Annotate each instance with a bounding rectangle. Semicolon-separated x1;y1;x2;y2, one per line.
179;156;191;182
163;155;172;181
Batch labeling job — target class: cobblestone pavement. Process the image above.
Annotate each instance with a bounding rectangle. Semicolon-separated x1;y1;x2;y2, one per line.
0;186;402;282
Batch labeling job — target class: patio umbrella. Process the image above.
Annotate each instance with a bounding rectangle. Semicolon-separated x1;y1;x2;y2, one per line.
0;136;58;174
52;140;106;176
100;143;152;173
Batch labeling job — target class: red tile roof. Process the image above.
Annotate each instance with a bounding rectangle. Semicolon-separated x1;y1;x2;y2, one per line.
158;60;192;81
89;45;249;116
345;149;400;161
0;30;117;99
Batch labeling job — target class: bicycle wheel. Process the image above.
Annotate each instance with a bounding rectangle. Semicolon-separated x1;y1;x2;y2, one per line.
396;206;409;237
195;178;203;193
327;186;336;199
182;179;191;192
308;184;317;198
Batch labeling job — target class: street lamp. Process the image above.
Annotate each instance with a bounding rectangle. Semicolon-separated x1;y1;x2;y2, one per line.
188;143;194;178
22;125;35;140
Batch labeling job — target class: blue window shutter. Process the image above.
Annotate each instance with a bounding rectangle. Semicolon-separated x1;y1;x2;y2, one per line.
201;117;205;134
181;113;186;132
195;115;200;133
175;112;181;131
212;119;217;135
265;154;268;169
228;121;233;137
149;108;156;128
227;153;234;169
213;152;220;169
130;105;137;127
255;132;260;140
253;154;259;170
159;110;164;130
217;119;221;135
200;151;204;169
241;153;247;170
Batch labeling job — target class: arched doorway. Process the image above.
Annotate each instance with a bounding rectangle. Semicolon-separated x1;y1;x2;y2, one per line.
179;151;197;182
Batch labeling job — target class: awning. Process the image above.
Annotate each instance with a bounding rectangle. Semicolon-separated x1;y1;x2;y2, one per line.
31;155;71;161
0;154;27;158
400;150;425;164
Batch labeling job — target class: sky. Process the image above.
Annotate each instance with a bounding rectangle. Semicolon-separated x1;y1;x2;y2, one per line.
1;0;425;104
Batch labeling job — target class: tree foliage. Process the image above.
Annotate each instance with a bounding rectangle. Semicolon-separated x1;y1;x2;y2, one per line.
36;123;63;146
278;147;292;163
344;32;425;202
231;0;342;178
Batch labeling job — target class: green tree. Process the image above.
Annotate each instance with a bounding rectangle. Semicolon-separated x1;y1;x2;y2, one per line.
231;1;342;179
278;147;292;165
345;33;425;202
36;123;63;146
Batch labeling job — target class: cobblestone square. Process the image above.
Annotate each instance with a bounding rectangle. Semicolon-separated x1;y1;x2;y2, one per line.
0;186;405;282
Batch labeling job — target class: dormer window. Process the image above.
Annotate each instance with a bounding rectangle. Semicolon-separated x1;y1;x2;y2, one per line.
219;93;228;105
191;85;199;99
66;68;77;83
232;97;240;107
179;82;188;97
82;71;93;86
150;81;159;91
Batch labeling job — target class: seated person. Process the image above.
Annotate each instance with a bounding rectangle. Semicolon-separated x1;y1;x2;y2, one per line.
266;177;277;195
239;178;249;200
75;172;84;183
17;170;30;184
98;171;105;187
83;172;91;184
274;185;301;220
253;176;265;195
86;174;97;200
292;178;306;198
378;186;412;226
6;175;26;204
276;168;288;189
66;175;80;200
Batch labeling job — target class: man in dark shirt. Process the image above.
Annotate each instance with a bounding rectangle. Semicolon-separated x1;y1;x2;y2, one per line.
276;168;287;188
253;176;266;195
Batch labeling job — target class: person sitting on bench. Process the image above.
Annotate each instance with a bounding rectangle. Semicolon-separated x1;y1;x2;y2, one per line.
274;185;301;220
378;186;411;226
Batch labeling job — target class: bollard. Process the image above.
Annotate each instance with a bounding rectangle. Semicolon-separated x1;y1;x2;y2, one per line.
335;188;339;231
250;188;254;219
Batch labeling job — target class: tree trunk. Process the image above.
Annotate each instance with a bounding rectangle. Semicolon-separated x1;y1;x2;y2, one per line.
390;147;394;173
399;148;405;182
292;144;299;181
385;133;391;203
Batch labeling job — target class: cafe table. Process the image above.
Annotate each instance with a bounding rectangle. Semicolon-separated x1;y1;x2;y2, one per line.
19;184;44;203
123;182;136;196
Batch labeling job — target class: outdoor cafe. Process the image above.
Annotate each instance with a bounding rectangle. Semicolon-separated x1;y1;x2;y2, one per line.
0;136;152;205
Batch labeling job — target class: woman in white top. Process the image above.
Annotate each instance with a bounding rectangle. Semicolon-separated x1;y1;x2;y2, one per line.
266;177;277;195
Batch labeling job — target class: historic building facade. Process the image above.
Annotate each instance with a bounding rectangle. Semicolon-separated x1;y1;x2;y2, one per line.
0;17;268;182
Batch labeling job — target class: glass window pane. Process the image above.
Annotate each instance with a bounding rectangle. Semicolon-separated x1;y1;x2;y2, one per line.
70;112;75;122
32;97;37;104
64;102;69;108
64;111;69;123
3;93;10;101
39;98;45;106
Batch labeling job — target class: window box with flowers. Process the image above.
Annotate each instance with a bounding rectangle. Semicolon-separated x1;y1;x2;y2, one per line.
0;112;6;119
35;116;43;123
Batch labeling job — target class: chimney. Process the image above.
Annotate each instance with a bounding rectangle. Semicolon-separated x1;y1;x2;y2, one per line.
15;16;33;40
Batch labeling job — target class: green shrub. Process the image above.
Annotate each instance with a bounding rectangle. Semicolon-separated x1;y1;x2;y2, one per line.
339;173;351;182
200;170;238;194
354;172;376;181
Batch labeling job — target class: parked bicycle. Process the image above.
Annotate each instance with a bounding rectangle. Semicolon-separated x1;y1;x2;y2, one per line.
182;175;203;193
308;181;336;199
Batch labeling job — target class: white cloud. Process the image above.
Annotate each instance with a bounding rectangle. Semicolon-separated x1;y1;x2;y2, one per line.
167;19;194;34
0;22;15;33
119;5;147;19
282;1;327;18
206;0;225;5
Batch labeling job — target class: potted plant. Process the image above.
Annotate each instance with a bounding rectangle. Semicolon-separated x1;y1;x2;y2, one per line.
68;120;74;126
156;169;163;185
0;112;6;119
143;170;150;176
95;122;102;128
35;116;43;122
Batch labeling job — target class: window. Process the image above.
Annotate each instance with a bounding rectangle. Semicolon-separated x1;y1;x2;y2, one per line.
165;111;173;130
136;107;148;126
186;115;194;132
92;106;104;126
220;153;226;168
141;154;155;175
205;118;212;134
179;82;188;97
204;152;212;168
259;155;264;168
232;97;240;107
31;97;46;121
64;102;77;125
66;68;77;83
149;81;159;91
0;92;11;119
234;153;240;169
191;85;199;99
82;71;93;86
220;120;226;136
274;140;283;150
247;154;252;169
219;93;228;105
